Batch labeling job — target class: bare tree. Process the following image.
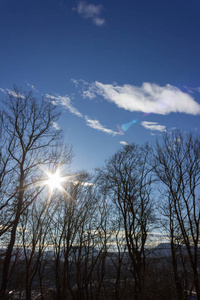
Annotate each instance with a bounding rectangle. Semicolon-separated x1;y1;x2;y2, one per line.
47;172;112;300
18;195;53;300
0;87;72;299
153;130;200;300
48;172;94;300
0;111;15;237
109;215;128;300
97;143;154;300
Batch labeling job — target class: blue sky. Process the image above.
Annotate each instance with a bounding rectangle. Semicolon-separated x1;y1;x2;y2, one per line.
1;0;200;172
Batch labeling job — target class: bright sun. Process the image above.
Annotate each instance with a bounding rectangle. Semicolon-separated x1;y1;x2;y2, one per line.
46;170;64;191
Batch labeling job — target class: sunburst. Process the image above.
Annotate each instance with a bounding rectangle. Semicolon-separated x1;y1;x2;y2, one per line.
21;163;88;203
45;170;64;192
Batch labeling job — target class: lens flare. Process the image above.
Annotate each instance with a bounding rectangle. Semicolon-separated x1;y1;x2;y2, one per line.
143;112;152;117
116;124;124;135
117;119;137;134
121;119;137;131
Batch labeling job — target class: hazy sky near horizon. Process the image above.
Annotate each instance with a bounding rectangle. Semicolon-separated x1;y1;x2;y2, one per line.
1;0;200;172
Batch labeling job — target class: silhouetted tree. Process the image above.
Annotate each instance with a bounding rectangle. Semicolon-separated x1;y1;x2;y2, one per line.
97;144;154;300
0;111;15;237
0;87;72;299
153;130;200;300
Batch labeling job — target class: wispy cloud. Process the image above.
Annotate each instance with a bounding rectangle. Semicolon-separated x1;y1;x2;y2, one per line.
0;88;25;98
120;141;129;146
71;180;94;186
141;121;166;132
46;92;118;137
85;116;119;136
0;88;6;94
82;90;96;99
82;81;200;115
71;79;79;87
46;94;83;118
71;78;88;86
184;86;200;94
25;81;39;92
52;121;60;130
75;1;106;26
71;79;96;99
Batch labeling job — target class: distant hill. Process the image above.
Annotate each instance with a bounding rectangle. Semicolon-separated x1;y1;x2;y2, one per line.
153;242;171;257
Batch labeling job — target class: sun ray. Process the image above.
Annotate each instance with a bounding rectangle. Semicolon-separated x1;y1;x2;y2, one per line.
17;160;86;205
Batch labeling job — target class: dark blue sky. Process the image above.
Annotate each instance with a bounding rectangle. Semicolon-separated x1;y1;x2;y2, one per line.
1;0;200;171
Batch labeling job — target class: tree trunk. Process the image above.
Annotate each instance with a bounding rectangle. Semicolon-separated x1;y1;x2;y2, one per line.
0;186;24;299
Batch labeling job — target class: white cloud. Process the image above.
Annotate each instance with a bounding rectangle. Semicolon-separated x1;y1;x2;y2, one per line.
71;79;79;87
46;94;83;118
83;81;200;115
71;78;88;86
85;116;119;136
52;121;60;130
75;1;106;26
25;81;39;92
120;141;129;146
72;79;96;99
0;88;25;98
7;89;25;98
71;180;94;186
141;121;166;132
93;17;105;26
82;90;96;99
184;86;200;94
46;93;119;137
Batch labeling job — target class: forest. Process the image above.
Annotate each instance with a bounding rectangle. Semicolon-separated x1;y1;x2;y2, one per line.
0;88;200;300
